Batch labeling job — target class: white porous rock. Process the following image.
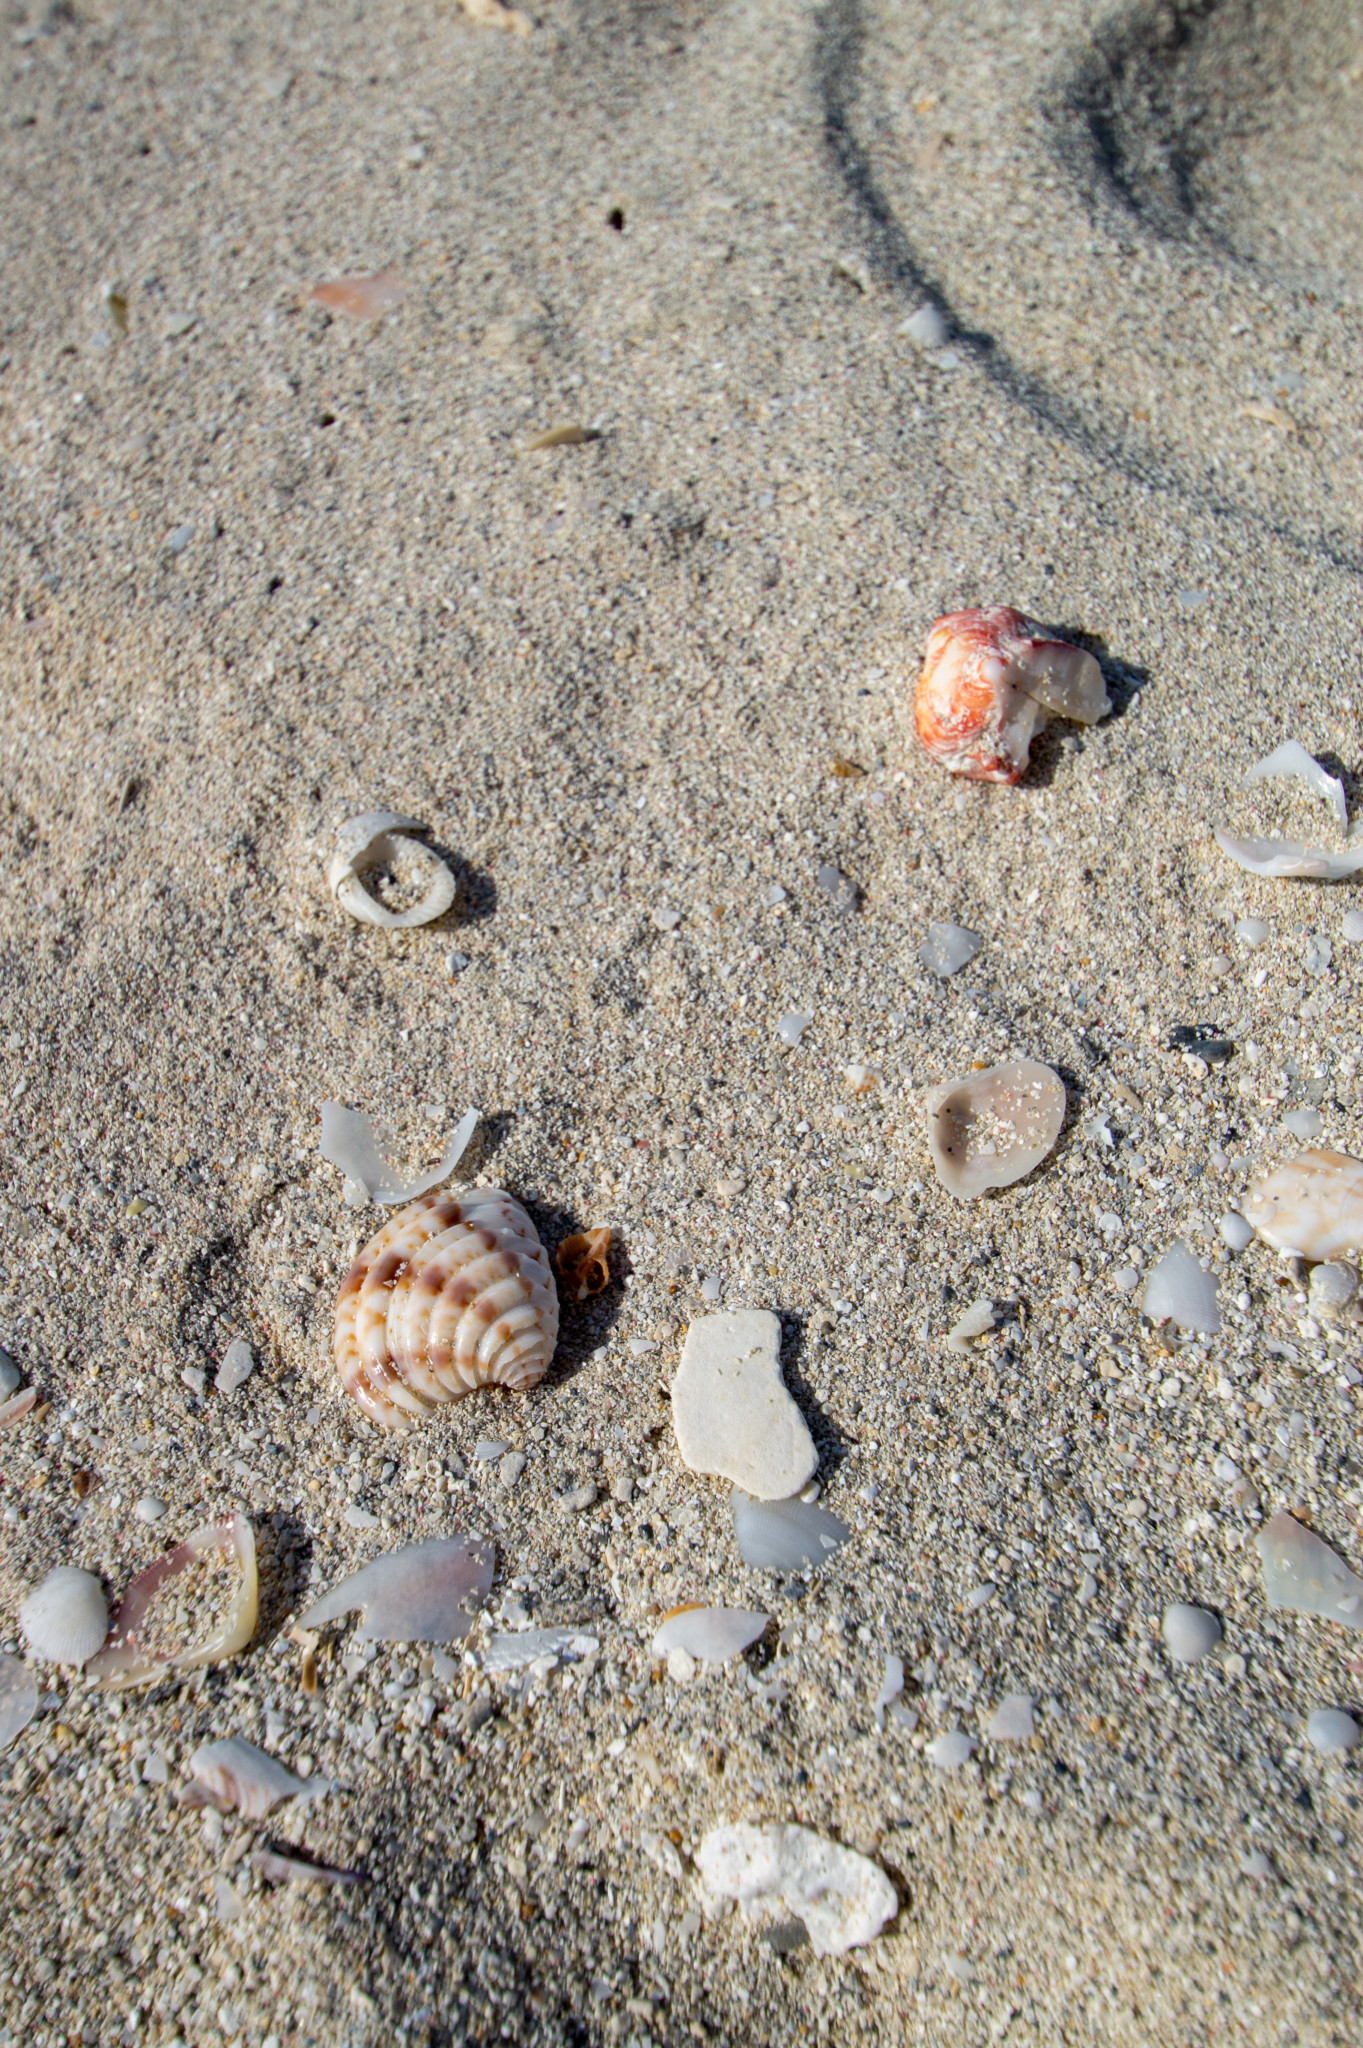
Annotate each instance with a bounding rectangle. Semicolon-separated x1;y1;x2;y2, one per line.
696;1823;897;1957
672;1310;816;1501
1162;1602;1223;1665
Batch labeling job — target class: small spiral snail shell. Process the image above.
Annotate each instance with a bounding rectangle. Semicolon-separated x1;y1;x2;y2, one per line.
335;1189;559;1432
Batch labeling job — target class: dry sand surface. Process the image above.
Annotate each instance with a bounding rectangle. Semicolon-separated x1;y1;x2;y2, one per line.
2;0;1363;2040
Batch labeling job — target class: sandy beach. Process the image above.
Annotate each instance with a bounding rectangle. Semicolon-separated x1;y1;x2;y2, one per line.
2;0;1362;2040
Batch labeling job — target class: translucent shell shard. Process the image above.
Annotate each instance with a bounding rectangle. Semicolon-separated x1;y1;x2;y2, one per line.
925;1059;1066;1199
335;1189;560;1432
913;607;1110;784
1242;1149;1363;1261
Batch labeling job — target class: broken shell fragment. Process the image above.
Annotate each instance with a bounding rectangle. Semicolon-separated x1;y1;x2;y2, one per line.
1245;741;1348;832
556;1227;612;1302
652;1605;769;1663
0;1655;38;1752
326;811;456;928
308;267;406;320
334;1188;559;1431
523;423;601;450
19;1567;108;1667
320;1102;478;1206
731;1490;850;1572
183;1737;328;1820
252;1849;366;1889
0;1386;37;1432
1242;1149;1363;1261
1142;1242;1221;1334
1256;1510;1363;1627
1215;740;1363;879
925;1059;1065;1199
86;1513;257;1689
913;607;1110;784
696;1824;897;1957
297;1534;495;1643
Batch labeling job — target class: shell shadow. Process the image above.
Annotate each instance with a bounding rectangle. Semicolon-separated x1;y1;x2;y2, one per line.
428;840;496;927
778;1312;854;1482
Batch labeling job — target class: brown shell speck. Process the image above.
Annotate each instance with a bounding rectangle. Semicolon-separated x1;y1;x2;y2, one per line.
557;1228;612;1302
335;1189;559;1433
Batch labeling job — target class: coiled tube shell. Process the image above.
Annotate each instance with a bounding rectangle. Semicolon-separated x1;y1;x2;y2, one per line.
335;1189;560;1432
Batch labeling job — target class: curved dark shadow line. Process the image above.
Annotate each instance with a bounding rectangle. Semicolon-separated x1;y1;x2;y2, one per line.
812;0;1363;580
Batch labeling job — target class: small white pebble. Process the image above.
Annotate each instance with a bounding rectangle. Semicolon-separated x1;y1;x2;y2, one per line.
666;1646;697;1684
1218;1212;1255;1253
1282;1108;1323;1141
167;520;195;555
1077;1572;1098;1605
1207;953;1233;977
1234;918;1270;947
1306;1709;1360;1755
1162;1601;1223;1665
653;907;682;932
134;1495;168;1524
1113;1266;1140;1293
1341;910;1363;945
499;1452;526;1491
763;884;788;906
215;1338;254;1397
1309;1262;1359;1313
1212;1453;1242;1484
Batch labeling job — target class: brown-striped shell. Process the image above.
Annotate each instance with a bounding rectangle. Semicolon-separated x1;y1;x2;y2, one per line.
335;1189;559;1432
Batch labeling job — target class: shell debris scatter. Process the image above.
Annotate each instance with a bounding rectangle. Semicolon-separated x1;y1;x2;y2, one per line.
326;811;457;929
672;1310;817;1500
925;1059;1066;1199
652;1605;769;1664
308;267;407;320
183;1737;329;1821
556;1226;612;1302
1256;1510;1363;1627
320;1101;479;1207
1215;739;1363;880
696;1823;897;1957
297;1535;495;1643
334;1188;559;1430
1142;1243;1221;1334
18;1567;108;1667
730;1489;850;1572
0;1655;38;1751
87;1513;257;1688
913;606;1110;784
1242;1150;1363;1262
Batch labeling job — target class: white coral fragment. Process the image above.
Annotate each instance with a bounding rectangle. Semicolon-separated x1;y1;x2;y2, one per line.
696;1823;897;1956
326;811;457;928
319;1102;478;1206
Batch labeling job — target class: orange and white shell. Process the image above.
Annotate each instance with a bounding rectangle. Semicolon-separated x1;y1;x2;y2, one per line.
335;1189;559;1432
914;606;1110;784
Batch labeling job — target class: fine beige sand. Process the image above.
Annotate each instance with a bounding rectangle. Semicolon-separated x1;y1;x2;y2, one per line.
2;0;1363;2042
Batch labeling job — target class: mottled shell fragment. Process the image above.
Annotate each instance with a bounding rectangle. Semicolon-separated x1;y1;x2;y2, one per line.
335;1188;559;1431
914;607;1109;784
556;1227;612;1302
308;268;406;320
298;1535;495;1643
326;811;456;929
1242;1149;1363;1262
925;1059;1066;1199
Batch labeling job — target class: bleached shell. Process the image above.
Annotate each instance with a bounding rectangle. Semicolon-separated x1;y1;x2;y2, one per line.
297;1535;494;1643
651;1605;769;1663
335;1188;560;1431
925;1059;1066;1199
730;1490;850;1572
1213;827;1363;881
19;1567;108;1666
913;607;1110;785
185;1737;325;1821
326;812;456;929
1242;1148;1363;1261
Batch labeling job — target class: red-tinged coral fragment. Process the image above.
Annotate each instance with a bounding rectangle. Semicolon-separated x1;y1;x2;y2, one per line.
914;606;1110;784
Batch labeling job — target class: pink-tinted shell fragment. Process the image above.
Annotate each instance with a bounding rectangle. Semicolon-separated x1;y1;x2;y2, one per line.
914;606;1109;784
308;268;407;320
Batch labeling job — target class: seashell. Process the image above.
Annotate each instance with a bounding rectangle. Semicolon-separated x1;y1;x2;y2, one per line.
297;1534;494;1643
308;268;406;320
327;811;457;929
1256;1509;1363;1627
730;1489;850;1572
183;1736;329;1821
945;1297;1000;1352
87;1512;257;1689
913;607;1110;784
925;1058;1065;1199
652;1605;769;1663
484;1627;598;1673
1142;1242;1221;1333
523;423;601;450
918;921;983;978
1244;741;1348;832
252;1849;366;1889
985;1693;1036;1742
697;1823;897;1957
320;1101;478;1206
1305;1710;1360;1756
19;1567;108;1666
0;1347;20;1398
1242;1149;1363;1261
1215;739;1363;879
556;1227;611;1303
0;1385;36;1432
0;1654;38;1752
335;1188;559;1431
844;1064;881;1095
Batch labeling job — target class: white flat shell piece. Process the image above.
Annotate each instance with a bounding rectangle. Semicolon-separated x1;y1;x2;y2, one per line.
19;1567;108;1666
730;1490;850;1571
483;1627;599;1673
925;1059;1065;1199
0;1655;38;1751
986;1693;1036;1742
320;1102;479;1206
1142;1242;1221;1333
696;1823;897;1956
927;1730;979;1770
1305;1710;1360;1755
327;812;457;928
918;922;983;978
1256;1510;1363;1627
184;1736;329;1821
1244;741;1348;833
298;1535;495;1643
1242;1149;1363;1261
1213;827;1363;881
672;1310;816;1501
651;1605;769;1663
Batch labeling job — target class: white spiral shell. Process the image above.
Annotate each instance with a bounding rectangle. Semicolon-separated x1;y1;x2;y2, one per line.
335;1189;560;1432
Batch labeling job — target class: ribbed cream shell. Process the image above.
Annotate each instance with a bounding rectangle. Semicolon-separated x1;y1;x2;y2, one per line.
335;1189;559;1431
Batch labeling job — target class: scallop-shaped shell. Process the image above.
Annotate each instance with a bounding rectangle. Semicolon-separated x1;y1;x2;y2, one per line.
925;1058;1066;1198
19;1566;108;1666
1242;1149;1363;1261
335;1188;559;1431
914;607;1110;784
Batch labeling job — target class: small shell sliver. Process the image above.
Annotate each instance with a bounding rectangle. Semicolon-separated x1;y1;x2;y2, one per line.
914;607;1110;784
335;1189;560;1431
